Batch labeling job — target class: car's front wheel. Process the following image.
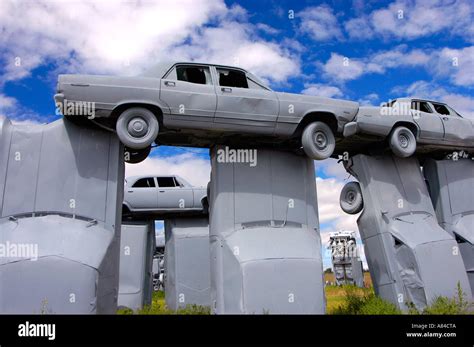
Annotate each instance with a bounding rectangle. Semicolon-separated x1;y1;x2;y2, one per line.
340;181;363;214
389;126;416;158
116;107;159;149
301;121;336;160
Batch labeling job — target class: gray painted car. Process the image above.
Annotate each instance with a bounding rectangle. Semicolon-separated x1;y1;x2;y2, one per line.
54;61;359;161
123;175;207;216
343;98;474;158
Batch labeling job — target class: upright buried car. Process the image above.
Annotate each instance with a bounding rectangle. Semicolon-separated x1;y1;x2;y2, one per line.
54;61;359;162
343;98;474;158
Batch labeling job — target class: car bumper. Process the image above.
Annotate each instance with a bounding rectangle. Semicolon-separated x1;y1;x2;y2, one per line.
343;121;358;137
54;93;64;106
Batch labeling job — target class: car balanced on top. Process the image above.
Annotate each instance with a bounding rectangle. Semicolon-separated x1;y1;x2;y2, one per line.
55;62;473;163
54;61;359;163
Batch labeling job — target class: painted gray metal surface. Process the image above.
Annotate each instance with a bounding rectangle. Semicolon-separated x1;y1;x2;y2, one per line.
123;175;206;214
164;217;211;310
54;61;358;146
209;146;325;314
0;115;124;313
329;231;364;286
344;154;471;310
343;98;474;152
118;221;155;311
423;158;474;297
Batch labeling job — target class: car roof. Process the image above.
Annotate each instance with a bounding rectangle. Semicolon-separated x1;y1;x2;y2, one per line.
396;97;449;105
140;61;270;89
125;175;191;186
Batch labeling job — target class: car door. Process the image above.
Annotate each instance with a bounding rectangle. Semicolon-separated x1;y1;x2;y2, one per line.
160;64;217;122
411;100;444;141
157;177;193;209
125;177;158;210
429;102;474;144
213;67;278;133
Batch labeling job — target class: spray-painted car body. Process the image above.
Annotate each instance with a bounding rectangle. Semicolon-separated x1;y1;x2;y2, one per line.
343;98;474;153
123;175;207;214
54;61;359;149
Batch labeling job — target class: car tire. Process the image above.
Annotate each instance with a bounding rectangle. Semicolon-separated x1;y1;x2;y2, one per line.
301;121;336;160
389;126;416;158
124;146;151;164
116;107;159;149
340;181;363;215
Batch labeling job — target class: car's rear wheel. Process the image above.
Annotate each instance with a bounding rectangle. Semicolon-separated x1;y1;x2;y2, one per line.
340;182;363;214
116;107;159;149
301;121;336;160
389;126;416;158
124;146;151;164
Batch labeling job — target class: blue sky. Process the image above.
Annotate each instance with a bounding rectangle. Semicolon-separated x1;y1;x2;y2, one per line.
0;0;473;268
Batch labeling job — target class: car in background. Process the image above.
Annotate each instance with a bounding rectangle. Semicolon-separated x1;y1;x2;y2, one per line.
343;98;474;158
54;61;360;161
123;175;207;216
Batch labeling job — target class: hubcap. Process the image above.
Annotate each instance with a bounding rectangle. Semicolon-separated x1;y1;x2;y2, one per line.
128;117;148;138
399;134;409;148
346;191;355;204
314;131;328;150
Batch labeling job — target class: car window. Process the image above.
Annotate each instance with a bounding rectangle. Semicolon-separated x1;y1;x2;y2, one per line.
133;177;155;188
167;65;212;85
157;177;177;188
217;68;248;88
411;101;432;113
431;102;450;115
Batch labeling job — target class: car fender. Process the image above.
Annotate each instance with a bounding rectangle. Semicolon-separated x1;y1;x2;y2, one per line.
300;109;341;132
113;99;171;117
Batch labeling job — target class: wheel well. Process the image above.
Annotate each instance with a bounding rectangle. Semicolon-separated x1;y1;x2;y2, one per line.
295;112;338;137
122;203;131;213
391;122;418;138
111;103;163;125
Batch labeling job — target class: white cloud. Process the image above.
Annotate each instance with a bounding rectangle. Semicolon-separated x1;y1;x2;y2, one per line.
433;47;474;87
358;93;379;106
301;83;343;98
0;93;17;110
320;53;366;82
345;0;474;42
0;0;299;85
125;150;211;187
320;45;473;87
298;5;343;41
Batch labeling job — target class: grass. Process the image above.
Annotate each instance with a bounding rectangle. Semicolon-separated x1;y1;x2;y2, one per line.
118;280;473;315
117;291;211;315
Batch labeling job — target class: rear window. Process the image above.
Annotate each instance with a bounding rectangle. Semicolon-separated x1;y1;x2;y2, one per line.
431;102;450;115
157;177;177;188
133;177;155;188
217;68;248;88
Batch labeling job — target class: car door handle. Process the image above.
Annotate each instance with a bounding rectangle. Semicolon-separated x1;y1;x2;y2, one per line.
164;81;175;87
221;87;232;93
127;190;133;193
443;117;449;120
159;190;165;193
